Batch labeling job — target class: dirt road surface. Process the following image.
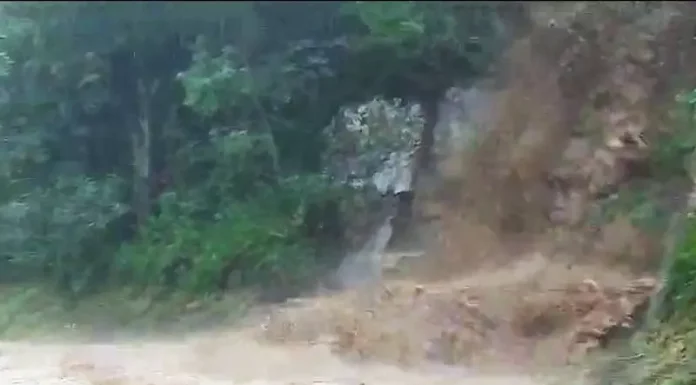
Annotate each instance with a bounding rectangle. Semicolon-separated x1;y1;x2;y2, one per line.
2;4;686;384
0;334;545;385
0;258;574;385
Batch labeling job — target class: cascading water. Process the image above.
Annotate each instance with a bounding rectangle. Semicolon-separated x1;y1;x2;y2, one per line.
334;145;419;290
335;214;394;289
332;86;495;291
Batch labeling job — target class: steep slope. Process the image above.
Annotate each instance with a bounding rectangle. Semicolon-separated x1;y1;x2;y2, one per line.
263;0;696;373
3;3;696;385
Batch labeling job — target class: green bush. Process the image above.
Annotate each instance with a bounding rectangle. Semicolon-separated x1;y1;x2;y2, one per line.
648;91;696;180
658;215;696;318
592;88;696;385
658;89;696;318
0;175;128;294
116;174;357;295
0;2;508;303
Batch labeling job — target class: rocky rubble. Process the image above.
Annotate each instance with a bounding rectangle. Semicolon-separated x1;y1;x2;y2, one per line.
288;6;696;371
260;256;659;370
562;277;658;362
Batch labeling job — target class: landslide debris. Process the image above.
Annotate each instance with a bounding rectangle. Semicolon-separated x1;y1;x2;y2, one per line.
262;1;696;374
261;256;657;369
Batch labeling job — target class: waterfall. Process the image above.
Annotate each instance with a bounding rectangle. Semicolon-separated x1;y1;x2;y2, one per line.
335;216;394;290
330;86;494;291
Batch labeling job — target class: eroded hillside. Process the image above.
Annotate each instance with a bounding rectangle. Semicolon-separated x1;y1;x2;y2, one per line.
262;0;696;373
3;2;696;385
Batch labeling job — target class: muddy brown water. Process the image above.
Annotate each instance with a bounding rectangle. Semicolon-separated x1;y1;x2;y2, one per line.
0;255;601;385
0;334;545;385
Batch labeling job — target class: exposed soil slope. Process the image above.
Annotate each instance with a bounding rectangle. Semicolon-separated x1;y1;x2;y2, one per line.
3;3;696;385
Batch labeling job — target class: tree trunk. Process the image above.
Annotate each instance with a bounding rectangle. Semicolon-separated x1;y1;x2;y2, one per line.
131;79;156;228
393;95;440;247
414;96;440;186
131;131;150;228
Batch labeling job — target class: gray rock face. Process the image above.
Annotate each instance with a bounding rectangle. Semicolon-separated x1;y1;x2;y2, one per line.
325;87;495;290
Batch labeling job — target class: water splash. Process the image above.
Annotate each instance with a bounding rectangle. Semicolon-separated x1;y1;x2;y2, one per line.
335;215;394;290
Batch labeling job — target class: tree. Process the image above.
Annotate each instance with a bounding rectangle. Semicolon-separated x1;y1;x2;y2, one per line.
0;2;518;296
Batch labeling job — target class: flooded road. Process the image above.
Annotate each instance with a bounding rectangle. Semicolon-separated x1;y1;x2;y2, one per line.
0;333;544;385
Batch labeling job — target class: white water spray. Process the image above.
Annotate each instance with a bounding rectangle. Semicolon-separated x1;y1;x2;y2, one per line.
335;215;394;290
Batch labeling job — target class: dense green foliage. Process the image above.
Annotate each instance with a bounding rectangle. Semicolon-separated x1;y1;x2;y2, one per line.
594;218;696;385
592;89;696;385
655;90;696;320
0;2;512;298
